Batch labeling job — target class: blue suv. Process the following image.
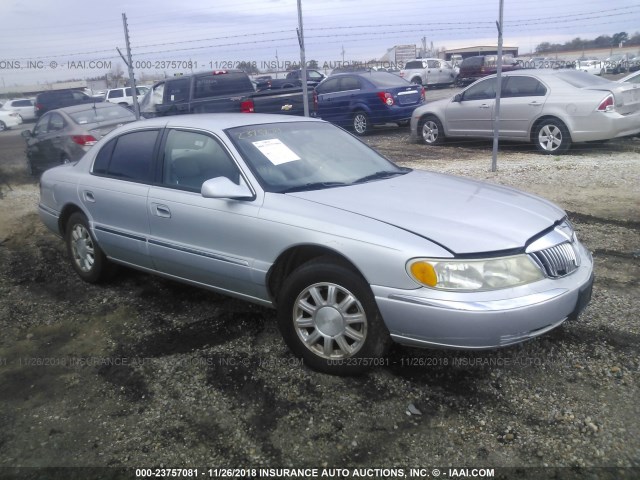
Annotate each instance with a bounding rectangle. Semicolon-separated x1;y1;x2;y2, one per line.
314;71;424;135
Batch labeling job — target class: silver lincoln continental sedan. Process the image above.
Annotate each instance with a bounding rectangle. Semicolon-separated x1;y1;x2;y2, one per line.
38;114;594;374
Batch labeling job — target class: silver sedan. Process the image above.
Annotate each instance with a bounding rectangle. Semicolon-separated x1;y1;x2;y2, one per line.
410;69;640;154
38;114;594;374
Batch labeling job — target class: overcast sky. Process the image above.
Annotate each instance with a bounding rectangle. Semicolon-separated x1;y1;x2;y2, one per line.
1;0;639;87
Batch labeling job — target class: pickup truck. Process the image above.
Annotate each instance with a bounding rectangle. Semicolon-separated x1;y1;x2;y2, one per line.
139;69;315;118
399;58;457;87
255;69;326;90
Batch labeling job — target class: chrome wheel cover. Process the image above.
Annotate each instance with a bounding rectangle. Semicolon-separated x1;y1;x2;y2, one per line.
293;282;367;359
422;120;439;144
538;124;563;152
70;223;95;273
353;114;367;134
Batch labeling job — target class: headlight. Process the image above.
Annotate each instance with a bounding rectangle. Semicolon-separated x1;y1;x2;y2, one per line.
408;255;544;292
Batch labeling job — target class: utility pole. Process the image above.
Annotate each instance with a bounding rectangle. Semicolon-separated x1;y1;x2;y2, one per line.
297;0;309;117
120;13;140;119
491;0;504;172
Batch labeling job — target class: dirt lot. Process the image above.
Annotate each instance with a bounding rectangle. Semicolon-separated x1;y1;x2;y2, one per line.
0;124;638;478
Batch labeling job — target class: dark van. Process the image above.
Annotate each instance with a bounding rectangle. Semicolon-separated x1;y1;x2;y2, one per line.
34;89;98;117
457;55;521;86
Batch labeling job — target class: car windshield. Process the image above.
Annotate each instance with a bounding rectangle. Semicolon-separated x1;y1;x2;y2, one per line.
555;70;613;88
226;122;409;193
68;105;136;125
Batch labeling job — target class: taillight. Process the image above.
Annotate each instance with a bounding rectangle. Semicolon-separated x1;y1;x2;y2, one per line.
240;99;255;113
313;91;318;112
377;91;394;106
71;135;97;146
35;103;43;111
399;71;405;77
212;70;228;75
420;87;426;101
596;94;614;112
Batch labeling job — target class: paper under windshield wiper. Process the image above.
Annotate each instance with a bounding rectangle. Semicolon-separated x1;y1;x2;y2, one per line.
279;181;349;193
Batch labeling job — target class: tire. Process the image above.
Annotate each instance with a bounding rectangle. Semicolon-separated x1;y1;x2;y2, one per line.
65;212;114;283
277;257;391;375
411;77;423;85
418;115;445;145
352;111;371;136
0;121;6;132
533;119;571;154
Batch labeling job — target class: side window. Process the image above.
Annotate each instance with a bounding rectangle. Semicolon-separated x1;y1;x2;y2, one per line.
109;90;123;99
48;113;65;132
92;138;116;174
71;91;87;100
339;76;360;91
15;100;32;107
165;78;190;103
308;70;323;80
427;60;439;69
462;79;496;101
316;78;340;94
106;130;159;182
162;129;240;191
124;88;132;97
34;115;50;135
502;76;547;97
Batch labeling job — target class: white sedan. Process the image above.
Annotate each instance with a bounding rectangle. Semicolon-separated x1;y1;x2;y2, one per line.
0;110;23;132
0;98;35;121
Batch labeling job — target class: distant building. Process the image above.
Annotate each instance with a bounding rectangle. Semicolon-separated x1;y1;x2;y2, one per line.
381;45;418;66
443;46;519;60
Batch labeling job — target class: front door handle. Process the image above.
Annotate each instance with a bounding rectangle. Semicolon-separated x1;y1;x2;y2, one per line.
479;104;491;109
153;204;171;218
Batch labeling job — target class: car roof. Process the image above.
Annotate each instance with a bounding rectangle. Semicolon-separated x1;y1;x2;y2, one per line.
129;113;324;132
49;102;123;114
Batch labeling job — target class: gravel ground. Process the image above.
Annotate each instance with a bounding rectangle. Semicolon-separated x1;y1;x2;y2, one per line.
0;127;638;478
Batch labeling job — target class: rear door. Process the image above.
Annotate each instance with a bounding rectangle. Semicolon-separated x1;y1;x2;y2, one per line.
499;75;548;137
81;129;160;268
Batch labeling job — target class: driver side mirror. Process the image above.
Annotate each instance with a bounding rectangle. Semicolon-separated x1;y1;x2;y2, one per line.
453;93;463;103
21;130;33;138
201;177;254;200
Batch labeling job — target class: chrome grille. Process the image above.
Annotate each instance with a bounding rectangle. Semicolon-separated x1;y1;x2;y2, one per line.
530;242;579;278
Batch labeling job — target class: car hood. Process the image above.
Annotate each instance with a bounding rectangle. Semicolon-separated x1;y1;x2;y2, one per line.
287;170;565;255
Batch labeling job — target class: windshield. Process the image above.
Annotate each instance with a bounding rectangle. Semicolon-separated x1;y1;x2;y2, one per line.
226;122;408;193
68;105;136;125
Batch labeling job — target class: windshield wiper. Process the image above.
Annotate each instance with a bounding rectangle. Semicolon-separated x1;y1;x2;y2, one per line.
279;181;349;193
351;168;410;185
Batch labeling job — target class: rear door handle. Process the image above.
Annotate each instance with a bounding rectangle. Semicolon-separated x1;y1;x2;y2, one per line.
479;104;491;109
528;101;543;106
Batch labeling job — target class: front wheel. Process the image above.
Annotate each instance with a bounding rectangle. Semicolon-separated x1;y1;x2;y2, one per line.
65;212;115;283
419;115;445;145
277;257;391;375
0;121;6;132
352;111;371;136
533;119;571;154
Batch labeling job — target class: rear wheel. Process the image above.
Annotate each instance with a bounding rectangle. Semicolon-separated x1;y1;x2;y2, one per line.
352;111;371;136
65;212;115;283
533;119;571;154
0;121;6;132
419;115;445;145
277;257;391;375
